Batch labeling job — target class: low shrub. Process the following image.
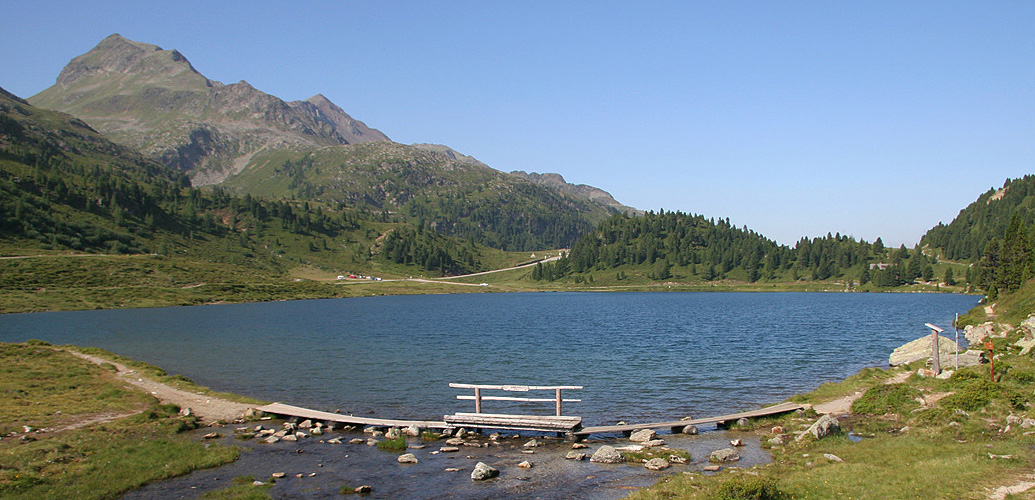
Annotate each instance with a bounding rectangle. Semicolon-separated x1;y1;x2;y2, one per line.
940;379;1026;411
851;384;921;415
713;476;787;500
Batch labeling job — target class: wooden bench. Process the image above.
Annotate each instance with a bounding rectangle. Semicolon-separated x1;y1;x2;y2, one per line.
445;383;583;433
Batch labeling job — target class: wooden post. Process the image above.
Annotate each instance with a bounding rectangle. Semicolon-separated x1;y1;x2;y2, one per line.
931;328;940;374
474;388;482;414
925;323;945;375
556;389;562;416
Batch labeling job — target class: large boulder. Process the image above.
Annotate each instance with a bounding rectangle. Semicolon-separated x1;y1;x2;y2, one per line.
889;335;961;367
796;414;840;442
590;445;626;464
471;462;499;481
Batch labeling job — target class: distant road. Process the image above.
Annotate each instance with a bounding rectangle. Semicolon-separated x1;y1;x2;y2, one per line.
333;254;564;287
431;255;562;279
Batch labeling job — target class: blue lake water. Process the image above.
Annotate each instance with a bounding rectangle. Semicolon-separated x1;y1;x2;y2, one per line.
0;292;977;425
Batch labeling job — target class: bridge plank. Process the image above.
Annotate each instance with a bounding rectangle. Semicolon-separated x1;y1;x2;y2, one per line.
257;402;449;428
574;401;805;435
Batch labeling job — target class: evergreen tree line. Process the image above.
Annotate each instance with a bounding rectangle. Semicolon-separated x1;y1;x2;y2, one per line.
975;212;1035;299
532;210;941;286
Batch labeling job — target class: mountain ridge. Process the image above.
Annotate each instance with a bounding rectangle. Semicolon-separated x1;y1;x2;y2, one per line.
31;34;390;185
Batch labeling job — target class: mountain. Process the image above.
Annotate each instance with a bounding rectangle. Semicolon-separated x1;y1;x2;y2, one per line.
0;86;490;280
921;175;1035;262
220;142;613;250
510;170;641;215
30;34;389;185
28;34;639;251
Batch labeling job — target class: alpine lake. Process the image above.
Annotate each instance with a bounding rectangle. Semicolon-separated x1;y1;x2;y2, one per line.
0;291;978;499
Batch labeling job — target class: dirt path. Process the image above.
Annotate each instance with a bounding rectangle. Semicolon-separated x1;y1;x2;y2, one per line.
813;371;911;415
69;351;254;423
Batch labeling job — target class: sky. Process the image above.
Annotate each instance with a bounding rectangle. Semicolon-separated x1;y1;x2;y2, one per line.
2;1;1032;246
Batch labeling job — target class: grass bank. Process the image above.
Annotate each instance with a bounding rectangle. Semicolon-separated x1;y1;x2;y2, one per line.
0;341;246;499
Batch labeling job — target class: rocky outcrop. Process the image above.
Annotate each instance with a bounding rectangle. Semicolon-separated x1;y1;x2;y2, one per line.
889;335;961;366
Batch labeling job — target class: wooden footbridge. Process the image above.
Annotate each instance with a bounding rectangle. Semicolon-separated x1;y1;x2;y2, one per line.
255;383;806;437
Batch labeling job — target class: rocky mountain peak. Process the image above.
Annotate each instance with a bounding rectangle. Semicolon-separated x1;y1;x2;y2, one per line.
55;33;206;89
511;170;641;215
301;93;389;144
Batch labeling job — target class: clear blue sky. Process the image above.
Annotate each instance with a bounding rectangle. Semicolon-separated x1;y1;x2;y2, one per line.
2;1;1032;246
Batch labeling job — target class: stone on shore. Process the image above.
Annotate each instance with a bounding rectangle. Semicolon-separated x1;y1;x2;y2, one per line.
590;445;626;464
889;335;961;367
681;425;699;435
565;451;587;460
645;458;671;470
517;460;533;468
796;414;840;442
471;462;499;480
629;429;656;443
709;448;740;463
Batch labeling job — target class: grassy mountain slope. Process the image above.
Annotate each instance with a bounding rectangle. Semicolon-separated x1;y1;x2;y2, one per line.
223;142;614;250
